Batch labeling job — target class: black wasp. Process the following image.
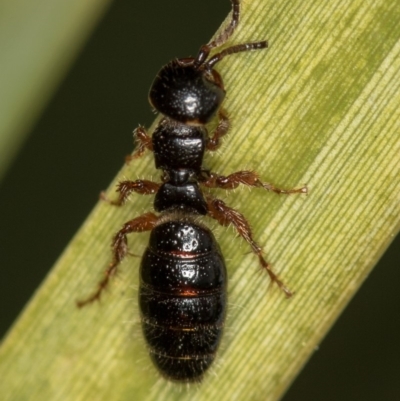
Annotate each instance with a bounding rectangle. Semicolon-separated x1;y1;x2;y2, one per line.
78;0;307;382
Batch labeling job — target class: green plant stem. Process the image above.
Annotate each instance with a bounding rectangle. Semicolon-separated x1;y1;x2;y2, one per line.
1;1;400;400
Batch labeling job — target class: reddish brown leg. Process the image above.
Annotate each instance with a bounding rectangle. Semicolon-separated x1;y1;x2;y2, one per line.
202;170;308;195
207;197;293;297
77;212;159;307
101;180;161;206
125;126;153;163
207;108;230;151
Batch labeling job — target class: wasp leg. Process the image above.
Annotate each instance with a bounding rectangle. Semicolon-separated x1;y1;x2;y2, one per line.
207;197;293;297
202;170;307;195
125;126;153;163
100;180;161;206
207;108;230;151
77;212;159;307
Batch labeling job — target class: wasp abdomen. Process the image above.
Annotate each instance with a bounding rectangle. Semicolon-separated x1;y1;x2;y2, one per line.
139;220;226;381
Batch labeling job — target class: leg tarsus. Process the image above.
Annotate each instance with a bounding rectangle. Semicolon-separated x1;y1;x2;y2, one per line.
257;254;294;298
76;263;116;308
202;170;308;195
258;179;308;195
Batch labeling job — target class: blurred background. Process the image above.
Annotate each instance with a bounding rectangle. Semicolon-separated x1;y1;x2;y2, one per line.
0;0;399;399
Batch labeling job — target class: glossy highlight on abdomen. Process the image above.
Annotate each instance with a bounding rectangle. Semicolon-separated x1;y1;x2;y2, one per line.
139;220;226;382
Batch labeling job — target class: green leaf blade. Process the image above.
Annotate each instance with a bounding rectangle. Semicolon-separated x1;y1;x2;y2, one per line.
1;1;400;400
